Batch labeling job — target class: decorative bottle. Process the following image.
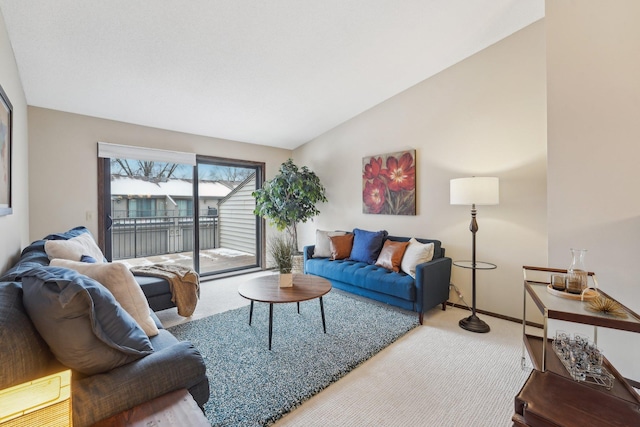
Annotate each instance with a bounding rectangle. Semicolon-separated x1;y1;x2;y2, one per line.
566;248;588;294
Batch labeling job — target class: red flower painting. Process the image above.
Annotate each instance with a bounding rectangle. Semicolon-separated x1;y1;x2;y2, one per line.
362;150;416;215
363;178;386;214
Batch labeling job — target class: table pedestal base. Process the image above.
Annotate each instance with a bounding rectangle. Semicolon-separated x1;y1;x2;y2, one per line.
459;314;490;333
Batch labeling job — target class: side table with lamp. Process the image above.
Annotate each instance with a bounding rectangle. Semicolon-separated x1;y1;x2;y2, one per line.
452;260;497;332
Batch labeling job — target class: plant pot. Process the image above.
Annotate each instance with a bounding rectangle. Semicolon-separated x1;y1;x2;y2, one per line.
279;273;293;287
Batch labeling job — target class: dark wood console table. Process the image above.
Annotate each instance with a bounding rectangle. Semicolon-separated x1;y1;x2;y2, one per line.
514;266;640;426
513;370;640;427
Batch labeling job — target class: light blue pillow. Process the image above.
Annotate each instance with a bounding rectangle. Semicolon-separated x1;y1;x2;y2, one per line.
349;228;388;264
22;266;154;375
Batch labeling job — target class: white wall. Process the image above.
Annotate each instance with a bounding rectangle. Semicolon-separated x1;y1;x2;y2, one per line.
0;8;29;273
294;20;548;321
27;107;291;247
546;0;640;380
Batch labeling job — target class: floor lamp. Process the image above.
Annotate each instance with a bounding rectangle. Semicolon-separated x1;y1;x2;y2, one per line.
450;177;499;333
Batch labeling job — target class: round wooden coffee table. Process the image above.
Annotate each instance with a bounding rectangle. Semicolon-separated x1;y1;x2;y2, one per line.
238;274;332;350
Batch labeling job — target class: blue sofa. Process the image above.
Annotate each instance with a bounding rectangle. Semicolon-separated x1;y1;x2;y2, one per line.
0;227;209;426
304;235;452;324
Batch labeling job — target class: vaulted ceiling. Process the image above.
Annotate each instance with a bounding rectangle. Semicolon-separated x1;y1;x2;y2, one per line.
0;1;544;149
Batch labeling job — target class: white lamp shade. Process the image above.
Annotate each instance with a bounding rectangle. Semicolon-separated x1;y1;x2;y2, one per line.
450;177;499;205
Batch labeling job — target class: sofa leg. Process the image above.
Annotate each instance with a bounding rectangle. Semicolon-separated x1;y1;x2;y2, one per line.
419;312;423;325
442;302;446;311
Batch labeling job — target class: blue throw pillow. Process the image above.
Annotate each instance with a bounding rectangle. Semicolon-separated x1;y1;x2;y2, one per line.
22;266;154;375
80;255;98;263
349;228;388;264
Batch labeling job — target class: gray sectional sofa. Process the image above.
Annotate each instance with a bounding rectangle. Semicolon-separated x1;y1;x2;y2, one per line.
0;227;209;426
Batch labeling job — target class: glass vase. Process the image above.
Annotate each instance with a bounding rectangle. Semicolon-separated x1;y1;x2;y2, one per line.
566;248;588;294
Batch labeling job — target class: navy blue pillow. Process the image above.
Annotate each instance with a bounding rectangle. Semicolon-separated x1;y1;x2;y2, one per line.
43;226;93;241
22;266;153;375
349;228;388;264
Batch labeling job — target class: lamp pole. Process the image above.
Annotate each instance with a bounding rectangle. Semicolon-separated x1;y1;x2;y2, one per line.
458;203;491;333
470;203;478;317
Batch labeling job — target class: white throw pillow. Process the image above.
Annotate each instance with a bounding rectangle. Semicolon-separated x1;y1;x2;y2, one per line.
45;232;105;263
313;230;347;258
50;259;159;337
400;238;435;278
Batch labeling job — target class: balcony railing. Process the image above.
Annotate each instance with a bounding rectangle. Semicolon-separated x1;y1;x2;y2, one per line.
111;214;218;260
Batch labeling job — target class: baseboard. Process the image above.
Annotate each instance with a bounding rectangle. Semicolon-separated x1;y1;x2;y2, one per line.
446;301;543;329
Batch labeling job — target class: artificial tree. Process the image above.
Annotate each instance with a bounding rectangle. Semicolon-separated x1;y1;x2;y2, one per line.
253;159;327;251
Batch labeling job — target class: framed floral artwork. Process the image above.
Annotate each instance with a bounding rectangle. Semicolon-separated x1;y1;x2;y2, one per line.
362;150;416;215
0;83;12;216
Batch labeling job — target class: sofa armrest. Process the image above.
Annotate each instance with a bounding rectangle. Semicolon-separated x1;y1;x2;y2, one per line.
72;341;207;426
415;257;452;315
303;245;315;273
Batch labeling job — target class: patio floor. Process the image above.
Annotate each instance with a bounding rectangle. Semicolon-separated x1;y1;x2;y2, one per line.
114;248;258;273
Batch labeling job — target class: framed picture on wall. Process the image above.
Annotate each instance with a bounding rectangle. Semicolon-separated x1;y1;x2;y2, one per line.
0;83;13;216
362;149;416;215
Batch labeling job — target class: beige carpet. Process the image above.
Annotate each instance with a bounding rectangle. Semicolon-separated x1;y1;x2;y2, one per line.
157;271;531;426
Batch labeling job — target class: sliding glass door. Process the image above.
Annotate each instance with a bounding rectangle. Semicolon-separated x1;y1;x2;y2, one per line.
105;157;195;267
195;158;262;275
99;147;263;278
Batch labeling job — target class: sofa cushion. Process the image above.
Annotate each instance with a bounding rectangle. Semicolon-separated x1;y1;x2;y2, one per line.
329;234;354;260
135;274;171;298
22;266;153;375
313;229;347;258
45;232;105;263
71;338;207;426
50;259;159;337
400;238;435;278
375;240;410;272
349;228;388;264
305;258;415;301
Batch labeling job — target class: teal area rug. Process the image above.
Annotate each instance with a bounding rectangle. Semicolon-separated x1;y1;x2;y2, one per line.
168;290;419;426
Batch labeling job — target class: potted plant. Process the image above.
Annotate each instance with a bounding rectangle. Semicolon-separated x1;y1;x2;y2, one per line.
268;234;295;287
253;159;328;252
